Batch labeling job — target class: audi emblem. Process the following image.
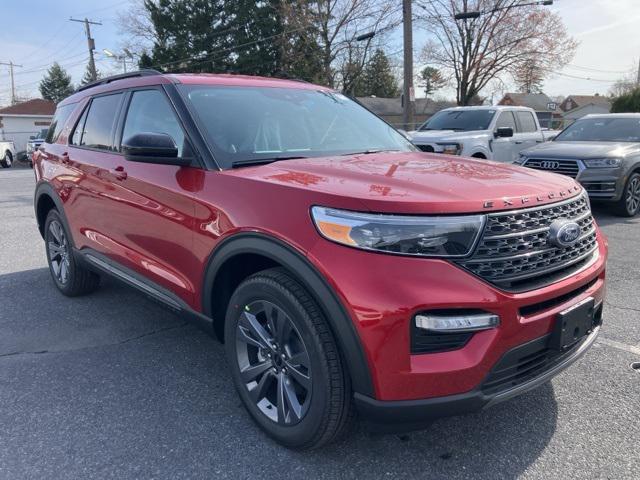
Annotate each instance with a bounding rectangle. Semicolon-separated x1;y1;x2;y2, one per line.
540;160;560;170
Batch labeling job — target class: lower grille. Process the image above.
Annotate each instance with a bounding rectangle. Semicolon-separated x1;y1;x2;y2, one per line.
456;194;598;291
524;158;580;178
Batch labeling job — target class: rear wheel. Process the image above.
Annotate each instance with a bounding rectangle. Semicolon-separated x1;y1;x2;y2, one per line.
224;268;353;449
44;210;100;296
1;151;12;168
615;172;640;217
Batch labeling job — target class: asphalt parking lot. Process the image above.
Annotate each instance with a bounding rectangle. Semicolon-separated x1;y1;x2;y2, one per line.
1;166;639;479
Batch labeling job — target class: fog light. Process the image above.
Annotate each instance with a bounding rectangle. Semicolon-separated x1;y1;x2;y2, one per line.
415;312;499;332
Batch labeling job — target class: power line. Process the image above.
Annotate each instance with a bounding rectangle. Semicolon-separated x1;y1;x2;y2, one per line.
0;61;23;105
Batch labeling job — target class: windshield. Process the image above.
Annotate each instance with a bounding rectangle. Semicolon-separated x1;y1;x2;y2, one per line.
554;117;640;142
179;85;414;168
419;109;495;132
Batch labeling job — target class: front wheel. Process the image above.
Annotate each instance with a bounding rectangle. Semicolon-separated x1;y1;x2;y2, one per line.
0;151;12;168
224;268;353;449
615;172;640;217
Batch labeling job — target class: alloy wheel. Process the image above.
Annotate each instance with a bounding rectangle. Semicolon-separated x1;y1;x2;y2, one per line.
47;220;70;284
626;176;640;215
235;301;312;425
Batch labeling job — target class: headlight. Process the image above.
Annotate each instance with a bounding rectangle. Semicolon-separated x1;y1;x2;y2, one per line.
437;143;461;155
311;207;485;257
583;158;622;168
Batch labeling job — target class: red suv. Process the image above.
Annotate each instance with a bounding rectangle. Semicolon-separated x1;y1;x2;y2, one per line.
33;71;607;449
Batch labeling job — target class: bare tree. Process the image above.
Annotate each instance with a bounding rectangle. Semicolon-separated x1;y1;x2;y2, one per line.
116;0;157;54
513;58;545;93
309;0;400;88
609;70;638;98
418;0;577;105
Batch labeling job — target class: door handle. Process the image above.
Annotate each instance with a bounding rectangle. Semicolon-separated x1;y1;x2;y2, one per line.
514;141;524;145
60;152;70;164
112;165;128;180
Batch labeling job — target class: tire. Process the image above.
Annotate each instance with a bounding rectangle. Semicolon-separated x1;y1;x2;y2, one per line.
224;268;353;449
1;151;12;168
615;172;640;217
44;210;100;296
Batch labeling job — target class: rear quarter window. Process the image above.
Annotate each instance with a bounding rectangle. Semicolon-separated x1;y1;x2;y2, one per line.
516;111;537;133
77;93;124;150
45;104;75;143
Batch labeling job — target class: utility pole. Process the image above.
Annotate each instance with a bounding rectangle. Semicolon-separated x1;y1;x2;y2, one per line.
69;17;102;82
0;61;23;105
402;0;414;130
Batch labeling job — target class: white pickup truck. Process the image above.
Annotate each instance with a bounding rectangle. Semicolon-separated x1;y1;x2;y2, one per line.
408;106;558;163
0;140;16;168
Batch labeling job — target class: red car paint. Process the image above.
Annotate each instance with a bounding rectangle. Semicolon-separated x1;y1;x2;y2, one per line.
34;73;607;405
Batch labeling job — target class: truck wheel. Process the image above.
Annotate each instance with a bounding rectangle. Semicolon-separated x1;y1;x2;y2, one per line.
44;210;100;296
1;151;12;168
615;173;640;217
224;268;353;449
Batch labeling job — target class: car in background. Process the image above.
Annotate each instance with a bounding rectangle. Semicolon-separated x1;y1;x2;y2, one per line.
0;140;16;168
25;129;50;167
408;106;557;163
517;114;640;217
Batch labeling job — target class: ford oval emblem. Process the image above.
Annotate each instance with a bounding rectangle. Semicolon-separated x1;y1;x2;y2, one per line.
548;219;581;248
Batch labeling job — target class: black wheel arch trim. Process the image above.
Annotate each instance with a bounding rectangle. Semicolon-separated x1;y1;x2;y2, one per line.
202;232;375;397
34;181;73;243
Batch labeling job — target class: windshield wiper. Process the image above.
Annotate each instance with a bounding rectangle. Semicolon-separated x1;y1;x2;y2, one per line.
231;156;308;168
341;149;401;156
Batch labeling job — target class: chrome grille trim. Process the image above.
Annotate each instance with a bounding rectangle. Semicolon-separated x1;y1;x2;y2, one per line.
523;159;581;178
456;193;598;291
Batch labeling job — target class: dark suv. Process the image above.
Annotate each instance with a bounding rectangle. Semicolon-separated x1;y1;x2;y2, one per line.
34;71;607;449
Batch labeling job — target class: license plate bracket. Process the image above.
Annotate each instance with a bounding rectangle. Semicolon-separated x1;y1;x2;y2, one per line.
551;297;596;351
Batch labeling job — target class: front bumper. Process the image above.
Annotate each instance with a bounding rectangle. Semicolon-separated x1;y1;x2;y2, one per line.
577;167;624;201
308;228;607;403
354;324;600;425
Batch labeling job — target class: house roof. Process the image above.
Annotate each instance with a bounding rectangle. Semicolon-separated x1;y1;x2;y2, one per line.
563;102;612;117
563;95;611;109
0;99;56;116
498;92;556;112
357;96;456;116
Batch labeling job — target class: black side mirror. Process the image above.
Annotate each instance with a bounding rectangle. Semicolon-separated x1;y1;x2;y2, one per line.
122;132;191;166
494;127;514;138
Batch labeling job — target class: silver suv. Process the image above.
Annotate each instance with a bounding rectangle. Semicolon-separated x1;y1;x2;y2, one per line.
517;114;640;216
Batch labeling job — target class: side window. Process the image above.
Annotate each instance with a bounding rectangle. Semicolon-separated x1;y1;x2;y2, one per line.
70;106;89;146
516;111;537;133
80;93;123;150
45;104;74;144
121;89;186;156
495;111;516;131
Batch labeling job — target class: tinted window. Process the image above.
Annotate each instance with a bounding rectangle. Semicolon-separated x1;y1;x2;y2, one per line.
70;106;89;146
420;110;495;132
554;117;640;142
45;104;75;143
516;111;537;133
80;94;123;150
180;86;414;168
122;90;185;156
495;111;517;131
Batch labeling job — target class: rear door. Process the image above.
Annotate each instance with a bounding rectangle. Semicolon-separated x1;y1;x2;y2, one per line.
492;110;518;163
513;110;542;158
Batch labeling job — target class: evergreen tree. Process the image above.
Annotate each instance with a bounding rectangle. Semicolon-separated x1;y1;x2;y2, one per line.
143;0;232;73
359;49;399;97
39;63;74;103
80;63;101;86
419;66;446;98
612;87;640;112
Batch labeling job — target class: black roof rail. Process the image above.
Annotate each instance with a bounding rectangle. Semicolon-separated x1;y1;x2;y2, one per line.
76;69;163;92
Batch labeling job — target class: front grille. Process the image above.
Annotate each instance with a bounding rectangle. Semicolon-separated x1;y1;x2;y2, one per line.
456;194;598;291
524;159;580;178
416;144;435;153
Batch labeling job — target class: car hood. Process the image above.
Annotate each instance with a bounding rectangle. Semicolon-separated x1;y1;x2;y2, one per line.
225;152;581;214
409;129;489;143
522;141;640;159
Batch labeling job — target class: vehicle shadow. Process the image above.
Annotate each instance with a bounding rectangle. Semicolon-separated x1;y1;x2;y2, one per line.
0;268;558;479
591;203;640;227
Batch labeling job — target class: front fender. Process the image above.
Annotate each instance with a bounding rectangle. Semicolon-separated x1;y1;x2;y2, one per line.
202;232;375;397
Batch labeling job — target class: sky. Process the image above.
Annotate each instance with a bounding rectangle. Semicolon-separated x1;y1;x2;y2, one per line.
0;0;638;106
